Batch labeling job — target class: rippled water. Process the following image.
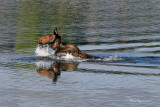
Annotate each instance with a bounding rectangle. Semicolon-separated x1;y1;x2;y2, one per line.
0;0;160;106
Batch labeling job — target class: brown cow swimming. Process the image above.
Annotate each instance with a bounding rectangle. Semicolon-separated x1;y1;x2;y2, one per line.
37;28;101;59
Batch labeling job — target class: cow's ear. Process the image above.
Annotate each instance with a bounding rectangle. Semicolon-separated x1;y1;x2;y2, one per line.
53;28;58;35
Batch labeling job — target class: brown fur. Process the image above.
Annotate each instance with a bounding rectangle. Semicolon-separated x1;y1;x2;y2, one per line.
37;28;101;59
37;28;58;44
37;34;56;44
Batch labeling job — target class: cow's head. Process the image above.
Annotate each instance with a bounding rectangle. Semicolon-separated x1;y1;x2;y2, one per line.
37;28;59;44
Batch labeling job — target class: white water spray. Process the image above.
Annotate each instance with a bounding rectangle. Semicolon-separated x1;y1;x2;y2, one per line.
61;53;75;59
35;44;55;56
103;55;122;61
35;44;122;61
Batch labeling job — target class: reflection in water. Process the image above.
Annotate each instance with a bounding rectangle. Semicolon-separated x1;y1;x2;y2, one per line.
35;57;160;84
36;61;78;83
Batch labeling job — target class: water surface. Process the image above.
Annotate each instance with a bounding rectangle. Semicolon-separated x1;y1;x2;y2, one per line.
0;0;160;107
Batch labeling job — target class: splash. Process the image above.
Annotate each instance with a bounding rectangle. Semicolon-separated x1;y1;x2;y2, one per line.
61;53;88;62
48;53;87;62
35;44;55;56
61;53;75;59
103;55;122;61
35;44;122;62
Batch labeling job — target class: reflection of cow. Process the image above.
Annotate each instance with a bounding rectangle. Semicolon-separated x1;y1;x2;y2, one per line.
36;61;78;83
37;28;101;59
37;69;58;82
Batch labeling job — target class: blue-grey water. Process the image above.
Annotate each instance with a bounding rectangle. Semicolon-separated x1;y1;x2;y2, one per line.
0;0;160;107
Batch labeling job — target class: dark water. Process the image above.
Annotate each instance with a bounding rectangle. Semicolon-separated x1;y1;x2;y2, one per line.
0;0;160;106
